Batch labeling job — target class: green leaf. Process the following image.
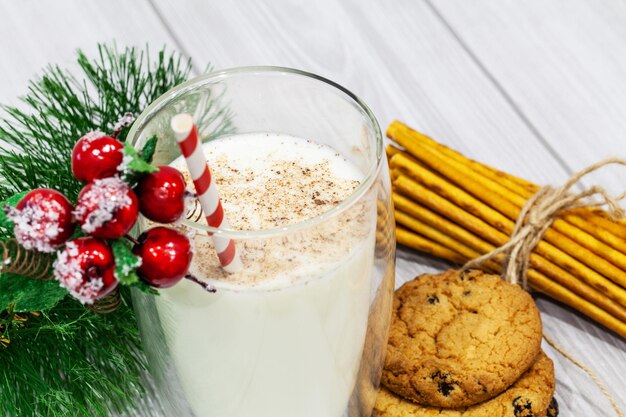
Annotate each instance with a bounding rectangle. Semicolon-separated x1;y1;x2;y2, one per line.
140;135;158;163
122;143;158;174
110;239;141;285
119;143;158;187
0;191;29;231
110;239;158;294
0;273;67;312
4;191;29;207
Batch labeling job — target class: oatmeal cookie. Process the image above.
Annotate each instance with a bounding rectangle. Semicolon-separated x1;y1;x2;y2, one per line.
375;351;555;417
381;269;543;407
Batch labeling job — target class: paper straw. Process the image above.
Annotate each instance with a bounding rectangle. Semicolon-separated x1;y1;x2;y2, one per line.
171;113;243;273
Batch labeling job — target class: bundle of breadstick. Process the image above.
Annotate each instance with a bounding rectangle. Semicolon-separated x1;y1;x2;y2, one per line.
387;121;626;339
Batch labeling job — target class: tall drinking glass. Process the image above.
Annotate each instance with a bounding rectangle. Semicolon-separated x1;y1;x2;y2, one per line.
128;67;395;417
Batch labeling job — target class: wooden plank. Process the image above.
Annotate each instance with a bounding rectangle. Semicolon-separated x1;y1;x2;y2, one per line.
0;0;177;106
150;0;572;185
432;0;626;195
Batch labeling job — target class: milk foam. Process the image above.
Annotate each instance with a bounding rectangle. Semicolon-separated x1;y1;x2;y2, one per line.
170;133;362;231
168;133;371;289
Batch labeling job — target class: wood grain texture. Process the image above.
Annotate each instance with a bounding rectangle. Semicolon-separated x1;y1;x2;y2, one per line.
0;0;624;416
431;0;626;195
150;0;573;186
0;0;176;106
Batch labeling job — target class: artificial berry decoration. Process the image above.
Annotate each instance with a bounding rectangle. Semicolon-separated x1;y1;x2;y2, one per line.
53;237;118;304
72;131;124;182
135;166;187;223
8;188;76;252
74;177;139;240
133;226;192;288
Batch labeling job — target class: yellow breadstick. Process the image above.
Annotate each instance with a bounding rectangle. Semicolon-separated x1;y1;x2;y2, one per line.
388;121;626;275
391;154;626;289
393;193;626;323
392;173;626;308
395;226;467;265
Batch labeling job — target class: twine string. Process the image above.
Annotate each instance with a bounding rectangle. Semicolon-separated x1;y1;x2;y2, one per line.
463;158;626;417
463;158;626;288
543;333;625;417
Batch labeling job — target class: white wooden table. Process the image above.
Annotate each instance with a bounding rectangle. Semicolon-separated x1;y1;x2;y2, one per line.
1;1;625;416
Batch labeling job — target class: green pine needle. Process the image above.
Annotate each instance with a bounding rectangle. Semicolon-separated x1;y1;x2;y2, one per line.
2;293;145;417
0;43;231;417
0;45;191;202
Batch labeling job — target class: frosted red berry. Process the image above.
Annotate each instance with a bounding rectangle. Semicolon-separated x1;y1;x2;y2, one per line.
133;227;192;288
53;237;118;304
8;188;76;252
72;131;124;182
135;166;187;223
74;177;139;239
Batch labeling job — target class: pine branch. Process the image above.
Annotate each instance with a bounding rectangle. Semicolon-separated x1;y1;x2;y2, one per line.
0;43;231;417
1;292;145;417
0;44;192;202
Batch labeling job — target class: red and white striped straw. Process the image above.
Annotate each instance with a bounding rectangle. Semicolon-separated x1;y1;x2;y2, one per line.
171;113;243;273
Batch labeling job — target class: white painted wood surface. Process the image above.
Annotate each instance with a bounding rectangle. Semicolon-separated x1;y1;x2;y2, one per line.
1;0;625;416
432;0;626;195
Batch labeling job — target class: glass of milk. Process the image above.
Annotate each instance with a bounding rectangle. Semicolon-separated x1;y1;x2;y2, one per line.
128;67;395;417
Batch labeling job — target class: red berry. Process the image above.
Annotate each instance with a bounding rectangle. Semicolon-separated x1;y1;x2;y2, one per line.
8;188;76;252
74;177;139;239
72;132;124;182
53;237;118;304
133;227;192;288
136;166;187;223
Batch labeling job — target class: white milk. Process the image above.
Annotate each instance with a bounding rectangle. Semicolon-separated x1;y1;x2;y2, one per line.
155;134;376;417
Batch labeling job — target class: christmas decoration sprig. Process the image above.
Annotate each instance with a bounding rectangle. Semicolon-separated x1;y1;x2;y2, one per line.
0;44;232;417
4;120;216;305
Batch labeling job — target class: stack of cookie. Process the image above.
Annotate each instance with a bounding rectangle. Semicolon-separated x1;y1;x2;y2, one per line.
374;269;558;417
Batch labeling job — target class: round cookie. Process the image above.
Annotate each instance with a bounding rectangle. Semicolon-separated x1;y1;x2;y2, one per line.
375;351;556;417
546;398;559;417
382;269;543;407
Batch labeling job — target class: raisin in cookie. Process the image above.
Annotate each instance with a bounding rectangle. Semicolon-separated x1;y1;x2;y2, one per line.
375;351;555;417
382;269;542;407
546;398;559;417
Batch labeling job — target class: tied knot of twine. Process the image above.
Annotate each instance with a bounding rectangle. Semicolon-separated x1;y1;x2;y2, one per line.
463;157;626;290
462;158;626;417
